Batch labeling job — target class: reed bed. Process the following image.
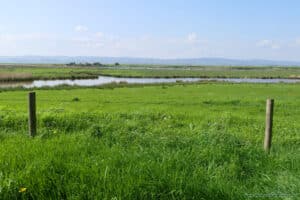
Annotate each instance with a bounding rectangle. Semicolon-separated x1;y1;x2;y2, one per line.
0;73;33;82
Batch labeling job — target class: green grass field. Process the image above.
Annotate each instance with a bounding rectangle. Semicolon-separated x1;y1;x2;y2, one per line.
0;83;299;199
99;66;300;78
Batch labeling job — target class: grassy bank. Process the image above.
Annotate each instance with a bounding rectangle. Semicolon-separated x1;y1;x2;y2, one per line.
0;65;104;81
0;83;299;199
99;66;300;78
1;65;300;82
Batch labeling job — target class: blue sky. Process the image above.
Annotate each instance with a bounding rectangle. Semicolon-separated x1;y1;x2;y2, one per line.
1;0;300;60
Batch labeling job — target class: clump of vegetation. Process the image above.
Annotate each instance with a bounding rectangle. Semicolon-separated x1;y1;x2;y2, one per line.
89;124;103;138
72;97;80;102
119;81;128;84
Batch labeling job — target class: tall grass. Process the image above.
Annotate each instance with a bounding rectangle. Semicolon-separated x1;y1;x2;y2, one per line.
0;83;299;199
0;73;33;82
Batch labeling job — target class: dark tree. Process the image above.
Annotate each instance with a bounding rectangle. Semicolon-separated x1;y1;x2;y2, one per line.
93;62;103;66
66;62;76;66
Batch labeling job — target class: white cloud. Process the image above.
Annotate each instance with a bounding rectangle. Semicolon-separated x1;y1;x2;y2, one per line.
95;32;104;38
74;25;88;32
71;32;118;48
187;32;198;43
256;40;280;49
0;33;54;42
256;39;270;46
69;33;211;58
272;45;280;49
4;31;300;60
71;37;93;43
296;38;300;46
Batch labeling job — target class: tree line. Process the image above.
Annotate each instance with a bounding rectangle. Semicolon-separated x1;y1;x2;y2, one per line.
66;62;120;67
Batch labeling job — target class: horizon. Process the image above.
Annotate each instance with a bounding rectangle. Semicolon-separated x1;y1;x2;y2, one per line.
2;55;300;66
1;1;300;61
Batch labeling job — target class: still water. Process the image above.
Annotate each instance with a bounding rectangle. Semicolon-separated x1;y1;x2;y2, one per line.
0;76;300;88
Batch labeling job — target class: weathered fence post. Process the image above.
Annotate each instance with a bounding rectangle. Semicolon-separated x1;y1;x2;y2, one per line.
264;99;274;153
28;92;36;137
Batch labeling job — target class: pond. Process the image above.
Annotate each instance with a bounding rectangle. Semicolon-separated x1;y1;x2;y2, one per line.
0;76;300;88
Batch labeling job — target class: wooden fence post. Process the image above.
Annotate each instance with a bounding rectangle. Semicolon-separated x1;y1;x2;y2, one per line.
28;92;36;137
264;99;274;153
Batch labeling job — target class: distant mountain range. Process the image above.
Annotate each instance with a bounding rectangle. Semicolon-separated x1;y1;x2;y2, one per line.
0;56;300;66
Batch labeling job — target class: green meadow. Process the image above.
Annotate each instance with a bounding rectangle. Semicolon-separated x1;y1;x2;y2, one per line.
0;65;103;81
0;83;299;199
99;66;300;78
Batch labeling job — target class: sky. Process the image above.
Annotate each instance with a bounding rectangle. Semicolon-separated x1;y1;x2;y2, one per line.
1;0;300;60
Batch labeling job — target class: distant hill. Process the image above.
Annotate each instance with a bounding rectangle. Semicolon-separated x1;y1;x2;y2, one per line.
0;56;300;66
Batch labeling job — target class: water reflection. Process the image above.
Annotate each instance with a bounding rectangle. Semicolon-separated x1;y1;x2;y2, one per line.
0;76;299;88
0;81;33;88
